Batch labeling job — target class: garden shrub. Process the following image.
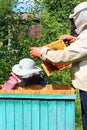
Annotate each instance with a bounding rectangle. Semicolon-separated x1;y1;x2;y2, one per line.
0;0;85;85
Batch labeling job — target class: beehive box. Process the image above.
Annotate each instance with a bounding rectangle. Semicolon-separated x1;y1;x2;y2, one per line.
0;84;76;130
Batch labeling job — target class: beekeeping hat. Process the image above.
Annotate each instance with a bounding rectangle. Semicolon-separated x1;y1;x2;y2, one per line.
12;58;42;78
69;2;87;18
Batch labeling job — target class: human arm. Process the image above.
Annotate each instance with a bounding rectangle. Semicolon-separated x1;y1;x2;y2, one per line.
30;47;42;58
30;35;74;58
30;31;87;64
60;34;76;44
30;47;50;59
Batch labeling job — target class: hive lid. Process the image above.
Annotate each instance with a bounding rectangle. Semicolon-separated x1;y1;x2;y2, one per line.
0;84;75;94
41;40;70;76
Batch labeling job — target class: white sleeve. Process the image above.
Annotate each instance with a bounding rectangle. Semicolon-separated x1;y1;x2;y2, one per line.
40;32;87;64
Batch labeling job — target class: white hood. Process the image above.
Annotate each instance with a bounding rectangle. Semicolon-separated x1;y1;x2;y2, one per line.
75;10;87;34
69;2;87;35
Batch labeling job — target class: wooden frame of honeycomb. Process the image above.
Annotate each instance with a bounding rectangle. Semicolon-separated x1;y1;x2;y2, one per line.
41;40;69;76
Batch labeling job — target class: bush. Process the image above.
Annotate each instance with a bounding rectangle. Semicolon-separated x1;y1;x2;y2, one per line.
0;0;85;85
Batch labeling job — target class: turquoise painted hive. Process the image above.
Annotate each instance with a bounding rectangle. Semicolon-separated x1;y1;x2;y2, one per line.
0;84;76;130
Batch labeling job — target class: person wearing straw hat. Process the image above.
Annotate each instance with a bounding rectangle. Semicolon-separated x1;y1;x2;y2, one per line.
30;2;87;130
2;58;47;90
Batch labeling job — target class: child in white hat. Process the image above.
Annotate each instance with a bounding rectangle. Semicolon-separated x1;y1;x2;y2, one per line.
2;58;47;90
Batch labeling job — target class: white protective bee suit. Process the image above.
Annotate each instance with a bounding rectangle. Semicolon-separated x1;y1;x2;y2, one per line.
40;2;87;91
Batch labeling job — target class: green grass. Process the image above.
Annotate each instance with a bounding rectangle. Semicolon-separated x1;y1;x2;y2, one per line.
75;90;83;130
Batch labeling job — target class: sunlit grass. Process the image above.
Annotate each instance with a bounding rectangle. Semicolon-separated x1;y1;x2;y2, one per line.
75;89;83;130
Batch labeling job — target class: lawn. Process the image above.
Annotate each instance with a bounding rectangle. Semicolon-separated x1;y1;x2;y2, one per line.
75;90;83;130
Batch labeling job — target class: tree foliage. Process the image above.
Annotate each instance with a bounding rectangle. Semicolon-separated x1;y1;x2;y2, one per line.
0;0;85;84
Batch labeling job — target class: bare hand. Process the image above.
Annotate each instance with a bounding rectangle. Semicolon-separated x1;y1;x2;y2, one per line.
60;34;75;43
30;47;42;58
